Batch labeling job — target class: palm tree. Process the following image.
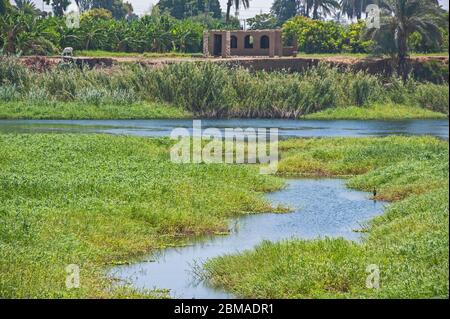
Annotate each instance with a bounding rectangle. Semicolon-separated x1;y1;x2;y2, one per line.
225;0;250;23
1;0;11;15
14;0;39;15
0;11;25;53
304;0;313;17
312;0;339;20
341;0;375;20
311;0;340;19
366;0;446;81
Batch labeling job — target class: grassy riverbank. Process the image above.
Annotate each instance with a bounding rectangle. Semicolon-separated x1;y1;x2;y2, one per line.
304;104;447;120
1;57;448;119
204;136;449;298
0;134;283;298
1;101;445;120
0;134;447;298
0;101;190;120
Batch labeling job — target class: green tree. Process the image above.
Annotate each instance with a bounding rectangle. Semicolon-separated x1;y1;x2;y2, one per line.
0;10;58;54
271;0;301;25
157;0;222;19
247;13;278;30
366;0;446;81
74;0;93;12
340;0;375;20
14;0;39;15
91;0;129;19
283;15;345;52
225;0;249;23
1;0;11;15
44;0;70;17
311;0;340;19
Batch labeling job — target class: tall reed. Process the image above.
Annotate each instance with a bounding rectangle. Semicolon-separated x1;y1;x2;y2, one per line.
1;57;448;118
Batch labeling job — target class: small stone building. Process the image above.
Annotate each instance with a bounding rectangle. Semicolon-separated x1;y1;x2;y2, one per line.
203;30;297;58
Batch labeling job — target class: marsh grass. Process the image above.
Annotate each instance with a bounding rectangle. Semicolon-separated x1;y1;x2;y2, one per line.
203;136;449;298
303;103;446;120
0;134;283;298
0;57;448;119
0;101;190;119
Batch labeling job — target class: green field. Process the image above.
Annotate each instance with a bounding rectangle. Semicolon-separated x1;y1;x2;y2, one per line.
0;134;448;298
1;101;446;120
204;136;449;298
0;134;284;298
0;101;190;120
303;104;447;120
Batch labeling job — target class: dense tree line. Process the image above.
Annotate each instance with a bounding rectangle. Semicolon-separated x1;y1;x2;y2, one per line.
0;0;448;72
0;1;240;55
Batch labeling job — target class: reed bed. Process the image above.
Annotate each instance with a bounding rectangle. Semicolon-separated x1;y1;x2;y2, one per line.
1;57;448;118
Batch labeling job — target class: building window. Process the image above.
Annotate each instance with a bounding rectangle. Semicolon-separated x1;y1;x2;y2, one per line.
244;35;254;49
231;36;238;49
260;35;270;49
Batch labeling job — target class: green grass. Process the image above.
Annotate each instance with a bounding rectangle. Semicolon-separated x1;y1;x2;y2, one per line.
0;101;191;120
303;104;447;120
2;58;448;119
0;133;284;298
203;136;449;298
1;134;447;298
296;52;448;58
74;50;203;59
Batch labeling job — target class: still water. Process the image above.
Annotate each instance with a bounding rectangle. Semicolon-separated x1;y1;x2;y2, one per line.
110;179;385;299
0;119;448;138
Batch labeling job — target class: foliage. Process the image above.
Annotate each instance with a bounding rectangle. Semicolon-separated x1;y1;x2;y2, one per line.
247;13;278;30
0;58;448;119
0;0;10;15
341;20;373;53
157;0;222;19
0;133;282;297
311;0;340;20
0;8;209;54
283;16;346;53
271;0;301;25
365;0;447;80
44;0;70;17
340;0;374;20
304;103;446;120
204;136;449;298
225;0;249;22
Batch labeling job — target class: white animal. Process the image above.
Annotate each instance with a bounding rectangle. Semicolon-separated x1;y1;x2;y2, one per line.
62;47;73;57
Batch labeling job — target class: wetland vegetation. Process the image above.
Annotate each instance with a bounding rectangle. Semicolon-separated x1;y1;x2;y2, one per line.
0;58;448;120
0;134;447;298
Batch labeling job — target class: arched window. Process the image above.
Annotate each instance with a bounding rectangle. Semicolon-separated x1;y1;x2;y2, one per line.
230;35;238;49
244;35;254;49
260;35;270;49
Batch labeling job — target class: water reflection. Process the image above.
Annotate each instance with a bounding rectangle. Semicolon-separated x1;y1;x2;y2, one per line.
110;179;386;299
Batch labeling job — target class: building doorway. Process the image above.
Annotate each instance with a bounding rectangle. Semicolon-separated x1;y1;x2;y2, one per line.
213;34;222;56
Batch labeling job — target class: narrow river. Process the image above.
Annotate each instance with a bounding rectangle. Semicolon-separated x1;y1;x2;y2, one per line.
0;119;448;138
109;179;386;299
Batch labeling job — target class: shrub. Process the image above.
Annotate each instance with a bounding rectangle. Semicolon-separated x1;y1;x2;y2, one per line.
76;88;108;106
0;84;18;101
283;16;346;54
414;83;449;115
0;57;30;89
